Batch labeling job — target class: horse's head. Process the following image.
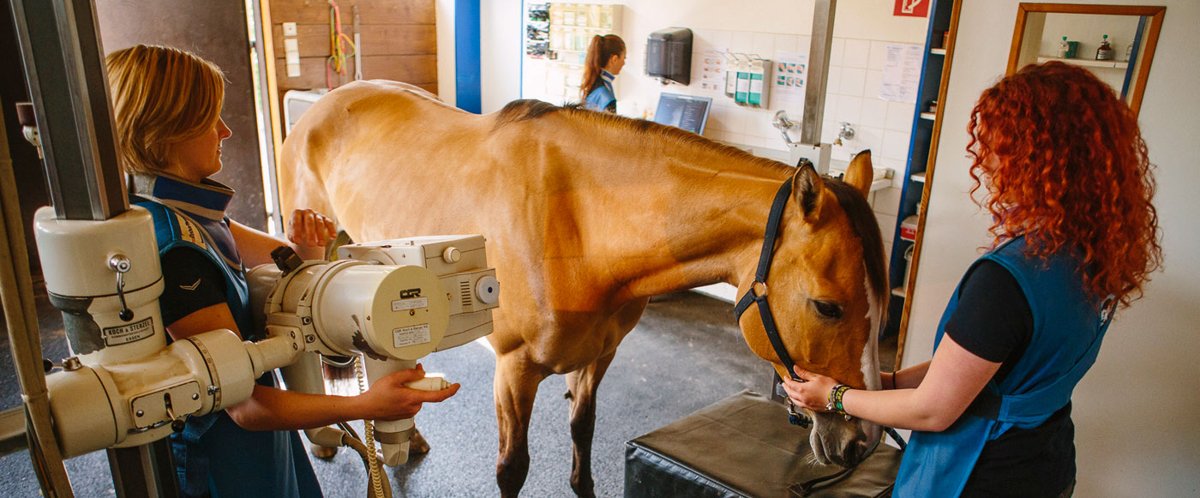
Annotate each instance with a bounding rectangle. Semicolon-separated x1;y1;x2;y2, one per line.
735;152;888;467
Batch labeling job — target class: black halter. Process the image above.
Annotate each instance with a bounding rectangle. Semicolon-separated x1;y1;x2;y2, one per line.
732;171;908;451
732;178;814;427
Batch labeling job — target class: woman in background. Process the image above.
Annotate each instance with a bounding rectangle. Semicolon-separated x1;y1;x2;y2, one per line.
107;44;460;497
580;34;626;113
783;61;1162;497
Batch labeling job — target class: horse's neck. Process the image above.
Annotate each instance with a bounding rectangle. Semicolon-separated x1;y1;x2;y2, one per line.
560;125;791;300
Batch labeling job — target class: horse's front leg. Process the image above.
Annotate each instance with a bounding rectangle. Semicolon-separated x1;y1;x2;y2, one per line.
564;351;616;498
495;352;547;498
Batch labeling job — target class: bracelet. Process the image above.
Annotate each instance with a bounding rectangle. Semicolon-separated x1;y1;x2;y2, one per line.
826;384;851;414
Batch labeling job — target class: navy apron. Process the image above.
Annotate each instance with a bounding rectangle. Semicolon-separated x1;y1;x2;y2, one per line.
894;237;1113;497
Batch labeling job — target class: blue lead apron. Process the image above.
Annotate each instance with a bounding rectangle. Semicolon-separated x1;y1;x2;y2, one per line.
585;70;617;112
894;237;1113;497
132;174;321;498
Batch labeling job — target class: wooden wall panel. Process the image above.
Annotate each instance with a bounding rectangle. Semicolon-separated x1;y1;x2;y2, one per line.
266;0;437;145
271;24;435;58
269;0;433;25
275;55;437;91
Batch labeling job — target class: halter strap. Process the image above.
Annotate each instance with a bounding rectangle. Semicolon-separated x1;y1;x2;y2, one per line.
734;179;801;380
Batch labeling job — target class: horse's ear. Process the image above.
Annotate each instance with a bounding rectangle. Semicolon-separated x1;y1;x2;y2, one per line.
791;160;826;221
843;149;874;196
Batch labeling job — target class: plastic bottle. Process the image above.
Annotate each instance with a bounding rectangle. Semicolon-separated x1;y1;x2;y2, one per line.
1096;34;1115;61
1057;36;1070;58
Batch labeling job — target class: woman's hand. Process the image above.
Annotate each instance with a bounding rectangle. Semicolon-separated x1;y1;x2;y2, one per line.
780;366;840;413
358;364;461;421
288;208;338;248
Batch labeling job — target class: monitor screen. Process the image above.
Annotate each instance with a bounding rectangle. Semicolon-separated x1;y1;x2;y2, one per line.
653;92;712;135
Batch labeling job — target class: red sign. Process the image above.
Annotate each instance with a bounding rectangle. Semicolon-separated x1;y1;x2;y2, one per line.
894;0;930;17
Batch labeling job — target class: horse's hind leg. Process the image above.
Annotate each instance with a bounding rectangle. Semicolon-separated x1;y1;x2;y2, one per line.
565;351;617;498
495;352;547;498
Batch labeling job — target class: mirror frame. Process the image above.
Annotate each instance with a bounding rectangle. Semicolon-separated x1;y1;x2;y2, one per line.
1007;3;1165;116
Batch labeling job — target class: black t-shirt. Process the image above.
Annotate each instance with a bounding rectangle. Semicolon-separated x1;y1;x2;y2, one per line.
159;248;228;327
943;260;1076;497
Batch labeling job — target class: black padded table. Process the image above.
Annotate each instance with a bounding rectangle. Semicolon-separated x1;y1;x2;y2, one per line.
625;391;900;497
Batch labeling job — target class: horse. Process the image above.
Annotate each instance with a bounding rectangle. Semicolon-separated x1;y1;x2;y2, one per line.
278;80;888;497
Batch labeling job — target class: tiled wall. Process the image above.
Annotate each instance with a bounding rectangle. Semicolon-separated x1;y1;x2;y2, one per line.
622;29;914;265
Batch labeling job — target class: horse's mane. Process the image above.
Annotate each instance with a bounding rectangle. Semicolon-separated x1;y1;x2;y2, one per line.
493;99;794;177
826;179;889;309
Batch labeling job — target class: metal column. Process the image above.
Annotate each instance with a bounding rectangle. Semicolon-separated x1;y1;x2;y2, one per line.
800;0;836;146
7;0;178;496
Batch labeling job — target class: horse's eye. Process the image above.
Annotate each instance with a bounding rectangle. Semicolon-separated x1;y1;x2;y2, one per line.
812;300;844;320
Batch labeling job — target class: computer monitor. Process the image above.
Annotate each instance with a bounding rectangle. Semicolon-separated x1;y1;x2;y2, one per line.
653;92;712;135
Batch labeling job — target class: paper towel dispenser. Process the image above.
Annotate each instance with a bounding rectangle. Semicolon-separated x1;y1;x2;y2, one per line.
645;27;692;85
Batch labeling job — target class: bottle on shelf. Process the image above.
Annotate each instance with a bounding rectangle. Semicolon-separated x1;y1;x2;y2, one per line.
1096;34;1115;61
1057;35;1070;58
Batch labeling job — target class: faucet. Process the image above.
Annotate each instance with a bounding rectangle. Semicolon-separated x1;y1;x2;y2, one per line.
772;110;801;146
834;122;855;146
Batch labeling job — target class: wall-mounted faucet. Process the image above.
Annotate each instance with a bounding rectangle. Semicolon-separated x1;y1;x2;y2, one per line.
833;122;855;146
772;110;801;146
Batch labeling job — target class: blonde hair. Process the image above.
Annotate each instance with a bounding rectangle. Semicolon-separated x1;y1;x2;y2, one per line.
106;45;226;175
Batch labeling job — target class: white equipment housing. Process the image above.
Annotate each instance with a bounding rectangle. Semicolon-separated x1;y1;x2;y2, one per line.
34;204;498;466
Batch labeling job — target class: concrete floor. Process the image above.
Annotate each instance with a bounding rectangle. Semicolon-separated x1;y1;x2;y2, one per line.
0;289;896;497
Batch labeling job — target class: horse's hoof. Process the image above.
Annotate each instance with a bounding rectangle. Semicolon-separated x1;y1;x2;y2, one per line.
310;444;338;460
409;428;431;455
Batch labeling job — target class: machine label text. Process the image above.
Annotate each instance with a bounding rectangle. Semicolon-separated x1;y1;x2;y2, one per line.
399;288;422;299
393;324;431;348
391;297;429;311
102;317;154;346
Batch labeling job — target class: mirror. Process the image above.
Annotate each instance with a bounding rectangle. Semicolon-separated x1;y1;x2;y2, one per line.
1007;4;1164;116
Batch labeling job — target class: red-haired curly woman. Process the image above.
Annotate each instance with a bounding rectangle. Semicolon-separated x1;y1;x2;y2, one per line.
783;61;1162;497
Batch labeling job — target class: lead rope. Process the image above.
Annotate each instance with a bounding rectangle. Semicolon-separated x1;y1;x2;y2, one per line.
355;355;386;498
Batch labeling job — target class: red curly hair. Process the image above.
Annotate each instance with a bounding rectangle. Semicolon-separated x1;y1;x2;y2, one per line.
967;61;1161;309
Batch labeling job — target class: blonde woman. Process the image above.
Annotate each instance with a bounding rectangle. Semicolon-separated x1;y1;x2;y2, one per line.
107;44;460;497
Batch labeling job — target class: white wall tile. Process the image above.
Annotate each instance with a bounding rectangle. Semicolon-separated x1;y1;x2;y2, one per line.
822;96;839;126
752;32;776;57
821;119;838;144
829;38;845;66
708;30;732;50
773;34;799;54
837;95;863;124
882;129;912;161
864;70;884;99
871;186;903;216
860;99;888;128
882;242;893;271
843;39;871;68
868;40;890;70
855;125;885;157
885;102;916;131
876;213;898;244
731;31;753;52
826;66;843;96
840;67;867;96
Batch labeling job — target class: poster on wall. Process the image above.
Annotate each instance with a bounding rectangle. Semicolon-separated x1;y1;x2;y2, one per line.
698;49;727;95
879;43;923;103
893;0;930;18
773;51;808;106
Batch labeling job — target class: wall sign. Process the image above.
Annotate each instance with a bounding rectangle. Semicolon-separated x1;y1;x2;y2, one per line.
894;0;930;18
